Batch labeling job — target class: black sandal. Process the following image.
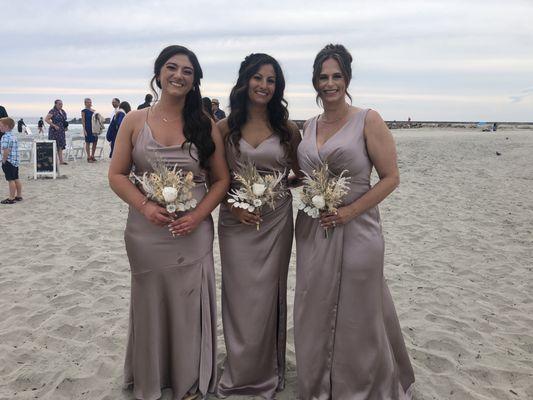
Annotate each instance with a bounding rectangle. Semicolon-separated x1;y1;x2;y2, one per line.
15;197;23;201
1;198;15;204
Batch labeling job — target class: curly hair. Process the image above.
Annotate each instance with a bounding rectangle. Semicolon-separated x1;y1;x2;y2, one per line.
226;53;292;156
149;45;215;170
312;44;354;105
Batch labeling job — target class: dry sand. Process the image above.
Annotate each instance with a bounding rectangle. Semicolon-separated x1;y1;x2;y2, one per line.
1;128;532;400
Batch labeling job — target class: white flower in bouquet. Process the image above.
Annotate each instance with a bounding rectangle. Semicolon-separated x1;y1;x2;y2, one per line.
311;195;326;209
132;158;197;236
298;162;350;237
227;162;286;230
162;187;178;202
252;183;266;196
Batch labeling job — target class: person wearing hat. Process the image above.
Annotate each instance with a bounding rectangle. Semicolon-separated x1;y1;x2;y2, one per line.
211;98;226;121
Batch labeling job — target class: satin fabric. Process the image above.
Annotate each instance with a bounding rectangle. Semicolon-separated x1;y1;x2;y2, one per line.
123;120;217;400
294;110;415;400
217;135;293;399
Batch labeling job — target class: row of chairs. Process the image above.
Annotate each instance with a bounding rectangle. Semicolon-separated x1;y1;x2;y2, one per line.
16;135;106;163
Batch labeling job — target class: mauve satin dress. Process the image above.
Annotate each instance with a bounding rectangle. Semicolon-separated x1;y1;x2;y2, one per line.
217;135;293;399
123;121;217;400
294;110;415;400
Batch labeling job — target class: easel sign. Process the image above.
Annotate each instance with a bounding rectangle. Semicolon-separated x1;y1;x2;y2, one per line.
34;140;57;179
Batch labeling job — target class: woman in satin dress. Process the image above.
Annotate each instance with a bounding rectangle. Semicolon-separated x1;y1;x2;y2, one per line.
217;53;301;399
108;45;229;400
294;44;415;399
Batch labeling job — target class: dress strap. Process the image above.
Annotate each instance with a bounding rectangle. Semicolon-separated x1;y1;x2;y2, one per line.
145;106;151;123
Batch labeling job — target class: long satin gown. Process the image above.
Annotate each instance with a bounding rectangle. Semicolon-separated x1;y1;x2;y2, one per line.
217;135;293;399
123;121;217;400
294;109;415;400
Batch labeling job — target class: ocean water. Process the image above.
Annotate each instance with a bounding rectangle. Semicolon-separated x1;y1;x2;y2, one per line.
16;123;98;136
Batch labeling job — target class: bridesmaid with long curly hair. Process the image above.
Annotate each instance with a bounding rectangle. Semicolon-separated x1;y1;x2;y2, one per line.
217;53;301;399
109;45;229;400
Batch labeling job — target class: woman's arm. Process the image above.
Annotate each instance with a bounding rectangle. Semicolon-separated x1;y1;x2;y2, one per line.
216;117;229;140
81;110;86;136
170;121;230;236
321;109;400;227
288;120;303;187
44;113;56;129
116;111;125;129
108;111;171;226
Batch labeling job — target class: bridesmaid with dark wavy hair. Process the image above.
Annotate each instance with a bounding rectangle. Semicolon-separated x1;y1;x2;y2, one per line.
294;44;415;399
217;53;301;399
109;45;229;400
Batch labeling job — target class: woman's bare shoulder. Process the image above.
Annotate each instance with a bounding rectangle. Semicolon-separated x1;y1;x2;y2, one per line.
216;117;230;138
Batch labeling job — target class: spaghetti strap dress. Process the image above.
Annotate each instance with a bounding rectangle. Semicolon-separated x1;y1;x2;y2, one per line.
217;135;293;399
294;109;415;400
123;115;217;400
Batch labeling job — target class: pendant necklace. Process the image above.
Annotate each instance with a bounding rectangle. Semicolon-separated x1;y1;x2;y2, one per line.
155;103;181;123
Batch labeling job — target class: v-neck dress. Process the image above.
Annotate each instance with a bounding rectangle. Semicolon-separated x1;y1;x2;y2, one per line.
217;135;293;399
123;119;217;400
294;110;415;399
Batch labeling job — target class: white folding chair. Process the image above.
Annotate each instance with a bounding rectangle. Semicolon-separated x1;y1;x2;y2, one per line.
17;137;34;163
65;136;86;161
94;137;105;160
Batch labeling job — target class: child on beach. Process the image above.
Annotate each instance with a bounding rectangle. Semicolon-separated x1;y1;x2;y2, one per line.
0;117;22;204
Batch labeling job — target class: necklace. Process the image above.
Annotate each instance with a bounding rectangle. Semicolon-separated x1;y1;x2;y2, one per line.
320;106;350;124
154;104;182;123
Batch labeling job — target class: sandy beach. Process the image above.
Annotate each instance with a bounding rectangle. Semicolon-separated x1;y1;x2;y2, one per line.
1;128;532;400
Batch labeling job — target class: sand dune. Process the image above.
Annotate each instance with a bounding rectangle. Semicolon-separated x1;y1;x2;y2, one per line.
1;128;532;399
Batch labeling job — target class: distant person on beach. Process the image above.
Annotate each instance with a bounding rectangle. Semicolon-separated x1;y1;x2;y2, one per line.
106;101;130;158
211;98;226;121
0;117;22;204
202;96;215;120
17;118;26;133
105;98;121;158
137;94;153;110
493;122;498;132
108;44;229;400
38;117;45;134
45;99;68;165
110;97;120;120
294;44;414;399
81;98;99;162
106;99;120;158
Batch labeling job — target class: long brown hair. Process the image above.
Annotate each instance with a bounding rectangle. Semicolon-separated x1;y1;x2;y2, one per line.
149;45;215;169
226;53;291;156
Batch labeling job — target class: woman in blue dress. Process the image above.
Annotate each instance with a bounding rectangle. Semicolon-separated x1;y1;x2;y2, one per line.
81;97;98;162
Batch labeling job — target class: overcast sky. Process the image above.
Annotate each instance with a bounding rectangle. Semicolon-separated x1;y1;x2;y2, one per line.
2;0;532;121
